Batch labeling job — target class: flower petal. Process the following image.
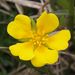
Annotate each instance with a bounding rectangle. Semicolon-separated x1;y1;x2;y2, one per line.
46;30;71;50
7;14;33;39
31;45;58;67
9;42;34;60
36;11;59;35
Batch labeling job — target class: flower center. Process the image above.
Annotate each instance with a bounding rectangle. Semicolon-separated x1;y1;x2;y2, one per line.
32;34;47;47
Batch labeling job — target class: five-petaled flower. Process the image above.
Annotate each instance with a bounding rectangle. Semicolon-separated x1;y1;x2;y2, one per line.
7;11;71;67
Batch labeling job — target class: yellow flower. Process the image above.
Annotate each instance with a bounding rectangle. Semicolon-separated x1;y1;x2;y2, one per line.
7;11;71;67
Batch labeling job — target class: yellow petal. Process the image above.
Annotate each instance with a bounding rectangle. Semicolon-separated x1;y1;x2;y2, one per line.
9;42;34;60
46;30;71;50
36;11;59;35
46;49;58;64
31;45;58;67
7;14;33;39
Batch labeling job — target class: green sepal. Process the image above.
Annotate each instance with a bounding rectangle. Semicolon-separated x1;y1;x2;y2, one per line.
30;18;36;31
18;38;31;42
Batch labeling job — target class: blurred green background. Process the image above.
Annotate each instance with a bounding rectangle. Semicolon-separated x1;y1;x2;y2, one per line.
0;0;74;75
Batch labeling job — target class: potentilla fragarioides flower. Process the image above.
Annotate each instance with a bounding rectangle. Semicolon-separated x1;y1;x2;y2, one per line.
7;11;71;67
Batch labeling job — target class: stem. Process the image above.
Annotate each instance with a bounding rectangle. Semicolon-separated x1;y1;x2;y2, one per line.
60;52;75;60
0;47;9;54
0;47;9;49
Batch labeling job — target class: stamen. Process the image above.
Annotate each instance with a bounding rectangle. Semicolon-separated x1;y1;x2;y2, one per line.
32;33;47;47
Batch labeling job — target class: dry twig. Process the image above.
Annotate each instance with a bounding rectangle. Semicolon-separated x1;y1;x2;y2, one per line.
15;4;23;14
0;9;14;17
6;0;41;9
0;0;11;11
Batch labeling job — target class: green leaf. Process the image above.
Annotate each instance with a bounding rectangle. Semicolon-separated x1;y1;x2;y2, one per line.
31;18;36;31
57;0;72;9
